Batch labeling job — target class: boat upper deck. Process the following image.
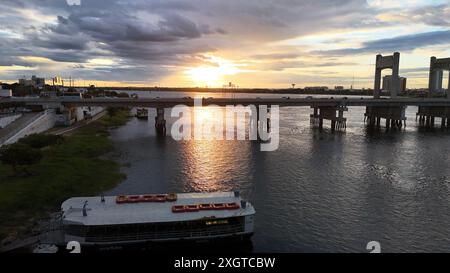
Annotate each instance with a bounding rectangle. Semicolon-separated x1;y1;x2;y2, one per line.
61;192;255;226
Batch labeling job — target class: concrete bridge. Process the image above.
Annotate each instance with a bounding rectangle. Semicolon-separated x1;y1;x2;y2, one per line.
6;96;450;108
3;96;450;135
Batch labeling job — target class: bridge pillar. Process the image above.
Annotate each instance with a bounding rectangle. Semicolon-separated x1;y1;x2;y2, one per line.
57;106;77;126
365;106;406;130
416;106;450;129
428;57;437;97
448;70;450;99
254;106;271;140
155;107;166;136
310;106;347;132
428;56;450;98
374;52;400;98
374;55;382;99
310;107;323;129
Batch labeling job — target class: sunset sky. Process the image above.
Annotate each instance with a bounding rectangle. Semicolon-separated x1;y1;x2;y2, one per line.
0;0;449;88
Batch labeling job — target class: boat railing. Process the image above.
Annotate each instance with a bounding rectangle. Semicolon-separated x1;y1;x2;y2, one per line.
85;225;245;243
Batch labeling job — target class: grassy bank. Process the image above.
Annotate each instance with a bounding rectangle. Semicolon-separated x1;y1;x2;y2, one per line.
0;108;129;241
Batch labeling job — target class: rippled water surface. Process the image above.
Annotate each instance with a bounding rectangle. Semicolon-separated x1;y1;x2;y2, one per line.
105;91;450;252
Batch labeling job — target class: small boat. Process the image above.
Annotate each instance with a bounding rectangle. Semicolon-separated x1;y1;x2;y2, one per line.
40;191;255;250
32;244;58;253
136;108;148;119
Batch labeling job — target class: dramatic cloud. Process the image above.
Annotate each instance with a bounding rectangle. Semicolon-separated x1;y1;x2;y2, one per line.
0;0;449;87
313;30;450;56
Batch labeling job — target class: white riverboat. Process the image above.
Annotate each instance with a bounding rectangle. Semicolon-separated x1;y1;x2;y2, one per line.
42;191;255;248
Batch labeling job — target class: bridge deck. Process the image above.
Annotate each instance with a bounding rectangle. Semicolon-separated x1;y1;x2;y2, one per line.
3;97;450;108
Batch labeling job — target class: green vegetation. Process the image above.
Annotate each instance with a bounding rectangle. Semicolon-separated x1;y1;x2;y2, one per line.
18;134;64;149
0;108;129;241
0;143;42;176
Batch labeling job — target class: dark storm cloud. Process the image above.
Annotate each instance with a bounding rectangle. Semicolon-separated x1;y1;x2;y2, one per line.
53;9;210;43
0;0;449;83
314;30;450;56
31;32;89;51
1;0;373;51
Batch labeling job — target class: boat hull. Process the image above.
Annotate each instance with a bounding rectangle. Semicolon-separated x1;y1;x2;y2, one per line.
57;232;254;253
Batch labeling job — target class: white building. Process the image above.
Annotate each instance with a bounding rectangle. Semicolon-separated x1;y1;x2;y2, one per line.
19;75;46;89
382;75;407;92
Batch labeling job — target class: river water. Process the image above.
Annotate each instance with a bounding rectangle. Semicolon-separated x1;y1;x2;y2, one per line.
104;91;450;253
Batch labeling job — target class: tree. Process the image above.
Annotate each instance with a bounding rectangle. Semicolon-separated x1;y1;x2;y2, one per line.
0;143;42;176
19;134;64;149
106;107;119;117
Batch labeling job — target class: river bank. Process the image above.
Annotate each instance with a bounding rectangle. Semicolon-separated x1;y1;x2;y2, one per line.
0;108;129;243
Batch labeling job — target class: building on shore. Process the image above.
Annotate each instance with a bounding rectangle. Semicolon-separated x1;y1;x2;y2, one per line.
19;75;46;89
433;70;444;92
382;75;407;92
305;86;329;92
52;76;64;87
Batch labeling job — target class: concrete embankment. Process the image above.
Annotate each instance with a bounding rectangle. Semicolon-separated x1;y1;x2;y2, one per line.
0;106;104;146
0;113;22;129
0;110;56;147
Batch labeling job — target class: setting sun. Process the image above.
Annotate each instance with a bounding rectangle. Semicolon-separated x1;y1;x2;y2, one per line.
187;66;223;87
186;55;243;87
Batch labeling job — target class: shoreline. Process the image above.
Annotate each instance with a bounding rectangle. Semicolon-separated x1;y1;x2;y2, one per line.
0;108;130;246
99;88;442;98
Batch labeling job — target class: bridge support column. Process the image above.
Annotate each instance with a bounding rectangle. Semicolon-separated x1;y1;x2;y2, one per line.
374;52;400;98
417;106;450;129
155;107;166;136
310;107;319;128
448;70;450;99
310;106;347;132
365;106;406;130
57;106;77;126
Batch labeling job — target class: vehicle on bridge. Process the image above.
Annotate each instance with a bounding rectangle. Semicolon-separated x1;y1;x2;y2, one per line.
62;92;83;100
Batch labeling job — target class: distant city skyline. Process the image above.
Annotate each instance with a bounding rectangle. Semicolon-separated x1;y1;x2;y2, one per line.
1;0;450;88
